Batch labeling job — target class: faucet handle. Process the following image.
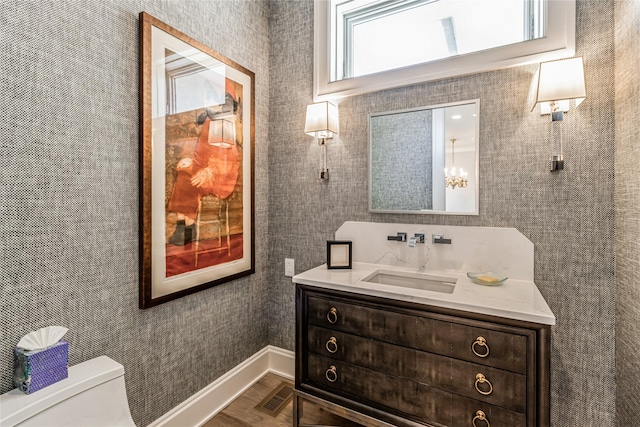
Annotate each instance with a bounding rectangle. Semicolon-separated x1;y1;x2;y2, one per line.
432;234;452;244
387;232;407;242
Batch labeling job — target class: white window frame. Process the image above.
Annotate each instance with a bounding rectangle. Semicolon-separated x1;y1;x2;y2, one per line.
313;0;576;100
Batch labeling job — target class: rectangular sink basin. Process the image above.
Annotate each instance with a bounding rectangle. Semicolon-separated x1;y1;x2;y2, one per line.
362;269;456;294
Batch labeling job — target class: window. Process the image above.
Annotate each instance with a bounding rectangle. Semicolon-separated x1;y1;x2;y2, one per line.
314;0;575;99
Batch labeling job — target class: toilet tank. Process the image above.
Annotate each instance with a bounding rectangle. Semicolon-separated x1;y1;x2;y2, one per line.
0;356;136;427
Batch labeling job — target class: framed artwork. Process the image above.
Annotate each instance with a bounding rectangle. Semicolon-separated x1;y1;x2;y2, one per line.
327;241;352;269
139;12;255;308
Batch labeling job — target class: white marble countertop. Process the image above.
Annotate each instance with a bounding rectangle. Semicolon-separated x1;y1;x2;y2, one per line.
293;262;556;325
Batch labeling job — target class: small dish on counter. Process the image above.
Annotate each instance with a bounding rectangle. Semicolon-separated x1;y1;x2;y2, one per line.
466;272;508;286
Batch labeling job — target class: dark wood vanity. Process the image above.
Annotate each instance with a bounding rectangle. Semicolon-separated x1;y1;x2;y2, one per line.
295;284;550;427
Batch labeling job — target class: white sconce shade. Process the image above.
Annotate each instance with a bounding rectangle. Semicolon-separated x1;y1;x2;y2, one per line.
533;57;586;113
304;101;339;138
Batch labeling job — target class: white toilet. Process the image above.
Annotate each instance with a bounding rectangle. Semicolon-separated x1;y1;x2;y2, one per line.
0;356;136;426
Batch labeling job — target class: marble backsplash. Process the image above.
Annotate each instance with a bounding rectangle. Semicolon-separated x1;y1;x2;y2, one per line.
335;221;534;281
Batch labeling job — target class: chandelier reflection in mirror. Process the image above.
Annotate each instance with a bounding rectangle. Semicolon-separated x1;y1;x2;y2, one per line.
444;138;468;189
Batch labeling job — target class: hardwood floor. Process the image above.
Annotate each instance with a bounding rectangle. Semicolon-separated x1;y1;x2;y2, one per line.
203;373;363;427
203;373;293;427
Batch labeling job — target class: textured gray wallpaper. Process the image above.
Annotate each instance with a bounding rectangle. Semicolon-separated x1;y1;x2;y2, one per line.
268;0;616;425
370;110;433;211
615;0;640;425
0;1;270;425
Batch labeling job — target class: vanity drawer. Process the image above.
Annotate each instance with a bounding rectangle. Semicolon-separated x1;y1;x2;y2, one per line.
308;295;529;374
307;324;527;412
306;353;526;427
441;321;529;374
307;352;450;426
307;295;416;347
448;397;527;427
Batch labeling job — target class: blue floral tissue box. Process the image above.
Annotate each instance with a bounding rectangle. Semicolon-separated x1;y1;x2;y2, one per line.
14;340;69;394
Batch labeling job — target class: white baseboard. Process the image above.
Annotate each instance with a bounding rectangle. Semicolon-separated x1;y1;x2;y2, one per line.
148;345;295;427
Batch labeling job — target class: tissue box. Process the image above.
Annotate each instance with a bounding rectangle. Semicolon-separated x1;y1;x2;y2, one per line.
14;340;68;394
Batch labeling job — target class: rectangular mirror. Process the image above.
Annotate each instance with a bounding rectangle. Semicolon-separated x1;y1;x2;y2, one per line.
369;99;479;215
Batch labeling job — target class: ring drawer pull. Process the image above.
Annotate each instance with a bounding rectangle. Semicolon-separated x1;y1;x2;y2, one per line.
327;307;338;324
472;336;490;358
326;337;338;353
325;365;338;382
472;410;490;427
474;373;493;396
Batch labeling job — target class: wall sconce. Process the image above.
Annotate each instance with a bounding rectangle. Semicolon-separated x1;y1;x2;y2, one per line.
304;101;339;180
532;57;586;172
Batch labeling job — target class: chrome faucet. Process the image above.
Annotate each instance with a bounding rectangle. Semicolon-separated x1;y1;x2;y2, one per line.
409;233;425;247
387;232;407;242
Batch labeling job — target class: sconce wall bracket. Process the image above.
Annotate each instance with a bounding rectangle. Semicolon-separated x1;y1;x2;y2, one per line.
549;155;564;172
